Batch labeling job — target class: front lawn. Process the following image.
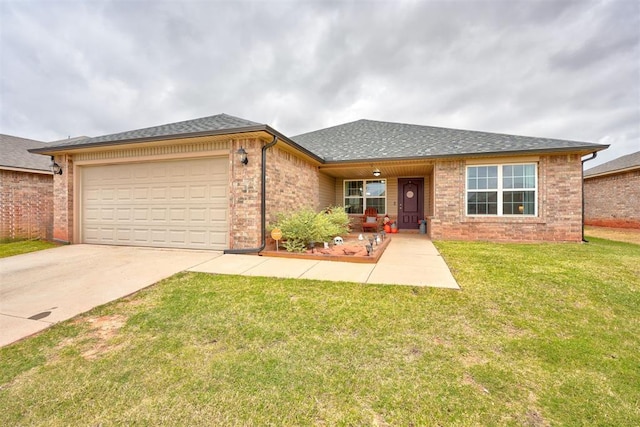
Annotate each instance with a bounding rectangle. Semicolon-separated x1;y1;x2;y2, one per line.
1;238;638;425
0;240;58;258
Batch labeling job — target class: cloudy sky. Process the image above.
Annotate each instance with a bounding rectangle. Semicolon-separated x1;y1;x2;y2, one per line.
1;0;638;167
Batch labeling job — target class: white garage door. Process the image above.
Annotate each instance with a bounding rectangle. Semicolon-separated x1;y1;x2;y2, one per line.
81;157;228;250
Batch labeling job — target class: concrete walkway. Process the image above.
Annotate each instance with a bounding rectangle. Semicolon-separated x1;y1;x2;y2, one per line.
190;234;459;289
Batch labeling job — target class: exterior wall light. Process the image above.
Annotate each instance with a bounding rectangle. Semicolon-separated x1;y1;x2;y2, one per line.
237;147;248;165
373;168;381;177
50;156;63;175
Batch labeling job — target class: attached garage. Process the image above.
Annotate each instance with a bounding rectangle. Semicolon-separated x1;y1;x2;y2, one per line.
80;157;229;250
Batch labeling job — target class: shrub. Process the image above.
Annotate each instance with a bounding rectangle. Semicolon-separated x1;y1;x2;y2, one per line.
270;206;351;252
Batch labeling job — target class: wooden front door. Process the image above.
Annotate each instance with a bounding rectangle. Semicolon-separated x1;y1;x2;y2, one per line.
397;178;424;230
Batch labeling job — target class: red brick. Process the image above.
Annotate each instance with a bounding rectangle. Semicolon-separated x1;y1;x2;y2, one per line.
0;170;53;240
584;169;640;229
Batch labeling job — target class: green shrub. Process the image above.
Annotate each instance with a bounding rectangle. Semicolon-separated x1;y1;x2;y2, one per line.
270;206;351;252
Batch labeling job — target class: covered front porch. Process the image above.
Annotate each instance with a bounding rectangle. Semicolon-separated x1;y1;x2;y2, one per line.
317;159;436;235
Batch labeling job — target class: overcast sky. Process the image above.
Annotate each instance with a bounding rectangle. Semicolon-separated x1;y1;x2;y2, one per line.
1;0;638;167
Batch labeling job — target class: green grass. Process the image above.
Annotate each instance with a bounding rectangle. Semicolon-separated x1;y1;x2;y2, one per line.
0;240;58;258
1;238;638;425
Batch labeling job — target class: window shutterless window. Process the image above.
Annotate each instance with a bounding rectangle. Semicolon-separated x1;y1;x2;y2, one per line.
466;164;537;216
344;179;386;214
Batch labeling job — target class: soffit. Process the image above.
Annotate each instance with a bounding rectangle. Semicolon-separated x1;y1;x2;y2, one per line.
319;160;434;179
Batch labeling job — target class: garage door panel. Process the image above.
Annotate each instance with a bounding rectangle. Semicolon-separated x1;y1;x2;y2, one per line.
99;227;115;242
150;187;167;200
116;228;133;242
100;208;115;221
210;208;227;221
132;229;149;242
116;208;131;221
82;157;228;250
210;230;227;245
151;208;167;221
84;208;100;221
190;231;206;245
101;189;115;200
169;208;187;222
133;208;148;221
169;186;187;200
116;188;132;201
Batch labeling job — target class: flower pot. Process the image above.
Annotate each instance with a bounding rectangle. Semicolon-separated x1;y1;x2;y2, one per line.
383;224;391;233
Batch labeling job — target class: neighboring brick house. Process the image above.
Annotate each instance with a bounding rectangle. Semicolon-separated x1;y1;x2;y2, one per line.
29;113;608;250
0;134;54;241
584;151;640;229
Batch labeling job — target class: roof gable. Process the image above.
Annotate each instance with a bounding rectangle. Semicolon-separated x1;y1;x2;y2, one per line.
0;134;52;172
584;150;640;177
292;119;607;161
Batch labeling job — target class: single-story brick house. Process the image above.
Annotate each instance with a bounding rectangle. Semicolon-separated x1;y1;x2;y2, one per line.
1;134;54;241
584;150;640;229
29;113;608;250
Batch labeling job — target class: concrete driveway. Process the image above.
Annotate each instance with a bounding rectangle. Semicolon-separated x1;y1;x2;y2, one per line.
0;244;221;347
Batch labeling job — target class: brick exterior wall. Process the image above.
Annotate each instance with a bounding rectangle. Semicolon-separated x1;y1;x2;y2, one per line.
52;135;588;247
266;146;320;219
52;154;74;243
228;138;263;249
0;169;53;241
584;169;640;228
228;138;320;249
429;154;584;242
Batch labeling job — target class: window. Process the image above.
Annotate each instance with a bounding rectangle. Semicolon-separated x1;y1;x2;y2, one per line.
344;179;386;214
466;164;537;216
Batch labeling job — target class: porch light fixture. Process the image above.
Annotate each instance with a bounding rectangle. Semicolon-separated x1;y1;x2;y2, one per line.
372;168;381;177
50;156;62;175
236;147;248;165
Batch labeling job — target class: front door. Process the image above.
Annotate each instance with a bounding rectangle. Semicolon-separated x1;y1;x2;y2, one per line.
397;178;424;230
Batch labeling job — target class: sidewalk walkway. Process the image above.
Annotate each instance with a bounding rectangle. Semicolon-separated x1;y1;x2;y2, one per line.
189;234;459;289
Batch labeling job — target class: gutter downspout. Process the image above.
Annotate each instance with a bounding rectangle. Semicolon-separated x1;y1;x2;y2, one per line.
224;135;278;254
581;152;598;242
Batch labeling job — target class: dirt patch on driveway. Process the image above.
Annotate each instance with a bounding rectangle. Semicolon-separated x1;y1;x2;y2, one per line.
584;226;640;245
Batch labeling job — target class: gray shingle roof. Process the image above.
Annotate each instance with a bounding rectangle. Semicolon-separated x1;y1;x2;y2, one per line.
0;134;52;172
584;150;640;177
28;114;608;162
292;119;607;161
39;113;262;150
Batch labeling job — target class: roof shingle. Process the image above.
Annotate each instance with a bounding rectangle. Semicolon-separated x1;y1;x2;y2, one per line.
584;150;640;177
1;134;52;172
41;113;262;150
292;119;607;161
29;114;608;162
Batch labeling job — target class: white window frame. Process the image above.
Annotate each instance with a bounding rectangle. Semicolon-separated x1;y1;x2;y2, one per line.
466;163;538;216
344;179;387;214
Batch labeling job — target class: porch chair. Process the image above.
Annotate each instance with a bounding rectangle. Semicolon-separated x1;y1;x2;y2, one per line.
361;207;379;232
